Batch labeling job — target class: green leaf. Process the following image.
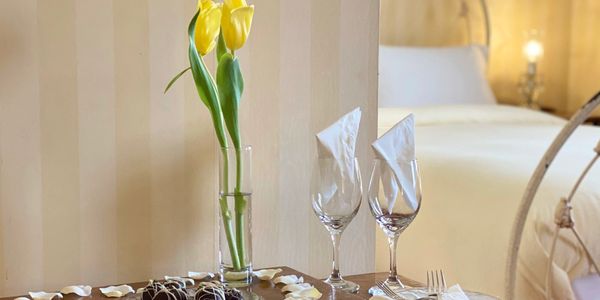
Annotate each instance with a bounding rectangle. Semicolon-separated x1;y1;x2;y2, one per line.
216;53;244;149
164;67;191;94
188;11;228;148
216;31;227;63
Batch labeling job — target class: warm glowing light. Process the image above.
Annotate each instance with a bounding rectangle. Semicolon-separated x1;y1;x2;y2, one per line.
523;39;543;63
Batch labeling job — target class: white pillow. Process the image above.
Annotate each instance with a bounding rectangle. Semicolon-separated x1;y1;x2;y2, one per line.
378;45;497;107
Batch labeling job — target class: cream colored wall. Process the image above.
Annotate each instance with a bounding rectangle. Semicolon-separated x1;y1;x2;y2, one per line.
0;0;378;296
567;0;600;114
380;0;600;116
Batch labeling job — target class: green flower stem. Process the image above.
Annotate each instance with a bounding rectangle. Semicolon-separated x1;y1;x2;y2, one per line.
234;210;245;268
220;149;241;271
234;148;246;268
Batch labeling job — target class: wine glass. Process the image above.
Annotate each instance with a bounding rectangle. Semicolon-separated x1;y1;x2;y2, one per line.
311;157;362;293
367;159;422;293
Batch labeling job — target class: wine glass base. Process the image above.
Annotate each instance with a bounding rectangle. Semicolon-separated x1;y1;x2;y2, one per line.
385;277;406;289
324;278;360;293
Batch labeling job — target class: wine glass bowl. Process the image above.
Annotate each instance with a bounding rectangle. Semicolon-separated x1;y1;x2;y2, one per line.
311;157;362;293
368;159;422;291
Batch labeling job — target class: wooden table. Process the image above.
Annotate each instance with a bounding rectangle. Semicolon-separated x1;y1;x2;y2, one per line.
0;267;420;300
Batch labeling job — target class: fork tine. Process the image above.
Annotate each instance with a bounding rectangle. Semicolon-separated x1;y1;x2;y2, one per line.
440;270;447;292
435;270;441;293
376;281;387;292
426;271;431;293
376;281;400;299
376;281;389;296
387;286;401;299
380;282;391;294
431;271;435;293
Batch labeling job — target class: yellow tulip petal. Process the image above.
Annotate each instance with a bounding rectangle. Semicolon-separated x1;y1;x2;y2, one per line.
224;5;254;50
224;0;247;10
199;0;217;11
221;1;233;28
221;0;248;28
195;7;222;55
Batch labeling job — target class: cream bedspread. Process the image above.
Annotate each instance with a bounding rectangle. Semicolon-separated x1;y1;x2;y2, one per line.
376;105;600;299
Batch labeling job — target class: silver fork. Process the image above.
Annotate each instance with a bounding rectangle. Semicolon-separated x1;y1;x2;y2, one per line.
426;270;447;298
376;281;404;299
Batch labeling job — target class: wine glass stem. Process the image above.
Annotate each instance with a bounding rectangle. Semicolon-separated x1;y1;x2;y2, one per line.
388;235;399;280
330;231;342;280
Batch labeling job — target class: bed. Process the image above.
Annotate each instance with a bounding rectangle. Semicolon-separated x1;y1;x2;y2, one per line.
377;43;600;299
376;104;600;299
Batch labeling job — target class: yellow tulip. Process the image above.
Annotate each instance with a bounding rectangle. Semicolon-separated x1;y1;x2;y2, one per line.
221;0;254;51
195;0;222;56
197;0;217;11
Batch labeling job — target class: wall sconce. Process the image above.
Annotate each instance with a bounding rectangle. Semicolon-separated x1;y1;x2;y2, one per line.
518;30;544;109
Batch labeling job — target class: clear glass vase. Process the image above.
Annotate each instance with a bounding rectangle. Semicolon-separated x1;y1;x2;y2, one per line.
218;146;253;287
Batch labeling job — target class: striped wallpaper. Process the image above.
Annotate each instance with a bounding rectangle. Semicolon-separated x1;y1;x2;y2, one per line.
0;0;379;296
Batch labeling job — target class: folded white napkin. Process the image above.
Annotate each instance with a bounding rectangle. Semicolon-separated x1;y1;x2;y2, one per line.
371;114;418;211
316;107;362;181
443;284;470;300
369;284;470;300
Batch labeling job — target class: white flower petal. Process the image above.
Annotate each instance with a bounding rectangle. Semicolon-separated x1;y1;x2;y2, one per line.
273;275;304;285
285;287;322;299
28;292;63;300
99;285;134;298
281;283;312;293
105;292;123;298
164;276;194;287
253;269;282;281
60;285;92;297
187;271;214;280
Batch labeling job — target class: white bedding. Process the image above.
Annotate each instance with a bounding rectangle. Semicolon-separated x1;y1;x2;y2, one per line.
376;104;600;299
